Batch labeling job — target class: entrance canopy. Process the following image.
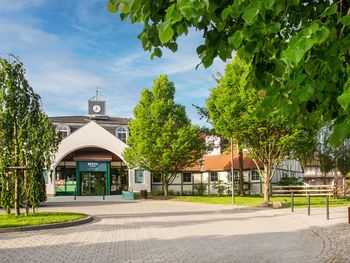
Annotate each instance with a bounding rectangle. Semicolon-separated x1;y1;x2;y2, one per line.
53;121;128;166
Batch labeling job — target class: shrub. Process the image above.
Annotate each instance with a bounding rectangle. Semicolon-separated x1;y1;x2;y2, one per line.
212;180;228;196
150;190;164;196
134;192;141;199
193;183;207;196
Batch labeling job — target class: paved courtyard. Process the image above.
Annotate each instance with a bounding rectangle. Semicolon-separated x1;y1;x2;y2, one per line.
0;198;349;263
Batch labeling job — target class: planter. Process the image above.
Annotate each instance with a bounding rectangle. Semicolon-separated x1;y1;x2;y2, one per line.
122;191;134;200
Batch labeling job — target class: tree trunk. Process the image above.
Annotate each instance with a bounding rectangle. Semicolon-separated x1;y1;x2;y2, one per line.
263;165;270;202
14;119;20;216
14;174;20;216
263;180;270;202
5;172;11;214
164;181;169;197
239;148;244;196
24;170;29;216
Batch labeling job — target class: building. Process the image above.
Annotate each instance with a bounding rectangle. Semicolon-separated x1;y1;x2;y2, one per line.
150;153;264;195
46;96;151;196
303;158;343;185
45;97;305;197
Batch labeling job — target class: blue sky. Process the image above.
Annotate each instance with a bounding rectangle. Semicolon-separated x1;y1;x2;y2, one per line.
0;0;227;125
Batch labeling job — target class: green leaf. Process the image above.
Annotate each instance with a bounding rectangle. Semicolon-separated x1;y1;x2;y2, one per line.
283;48;305;64
298;85;314;101
320;4;338;18
107;2;118;13
168;42;178;52
264;0;275;10
158;21;174;44
315;27;330;44
202;0;209;8
151;47;162;59
341;16;350;26
242;1;260;25
196;45;206;55
165;4;176;21
176;24;187;35
269;22;281;33
329;123;350;147
178;0;193;20
274;0;286;16
221;7;231;20
298;36;315;51
228;30;243;49
337;92;350;110
119;0;133;14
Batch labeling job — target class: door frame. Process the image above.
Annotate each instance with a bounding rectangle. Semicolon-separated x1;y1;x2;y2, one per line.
76;161;111;196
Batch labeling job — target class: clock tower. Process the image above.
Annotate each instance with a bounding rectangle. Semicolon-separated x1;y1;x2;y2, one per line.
88;89;106;115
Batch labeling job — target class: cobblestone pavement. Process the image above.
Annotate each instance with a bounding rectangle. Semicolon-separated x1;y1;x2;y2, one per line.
0;199;349;263
321;223;350;263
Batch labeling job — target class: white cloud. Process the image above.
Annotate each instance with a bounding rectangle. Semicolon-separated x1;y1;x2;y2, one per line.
0;3;227;124
0;0;45;12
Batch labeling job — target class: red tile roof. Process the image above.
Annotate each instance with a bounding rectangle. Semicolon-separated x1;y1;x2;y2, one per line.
183;154;263;172
203;154;263;171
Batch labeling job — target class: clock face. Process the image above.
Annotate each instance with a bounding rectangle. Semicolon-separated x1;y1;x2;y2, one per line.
92;104;101;113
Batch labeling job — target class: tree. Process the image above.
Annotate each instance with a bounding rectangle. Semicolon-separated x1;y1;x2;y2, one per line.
316;125;350;188
336;144;350;178
124;75;206;196
108;1;350;146
207;57;316;202
0;57;59;215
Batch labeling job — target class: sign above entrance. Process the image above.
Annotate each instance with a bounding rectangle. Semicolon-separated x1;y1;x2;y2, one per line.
79;161;107;172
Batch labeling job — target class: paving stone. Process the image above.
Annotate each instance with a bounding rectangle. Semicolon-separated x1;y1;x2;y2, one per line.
0;199;348;263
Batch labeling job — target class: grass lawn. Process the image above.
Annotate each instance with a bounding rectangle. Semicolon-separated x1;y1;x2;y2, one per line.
0;212;87;228
149;195;350;208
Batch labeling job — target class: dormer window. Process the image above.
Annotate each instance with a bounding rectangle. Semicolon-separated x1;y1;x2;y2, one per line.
55;124;71;139
116;127;127;143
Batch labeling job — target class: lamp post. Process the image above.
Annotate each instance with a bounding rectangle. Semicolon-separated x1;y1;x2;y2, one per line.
231;137;235;205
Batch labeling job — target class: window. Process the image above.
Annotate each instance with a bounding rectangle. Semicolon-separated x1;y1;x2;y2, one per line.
227;171;238;182
116;127;127;143
55;124;70;139
210;172;218;182
182;173;192;183
251;170;260;181
152;173;161;183
135;170;144;184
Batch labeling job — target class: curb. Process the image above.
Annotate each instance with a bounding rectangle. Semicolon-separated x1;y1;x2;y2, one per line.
0;215;93;233
311;227;332;263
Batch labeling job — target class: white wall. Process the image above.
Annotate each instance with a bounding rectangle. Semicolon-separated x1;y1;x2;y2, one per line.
150;170;263;195
129;169;151;192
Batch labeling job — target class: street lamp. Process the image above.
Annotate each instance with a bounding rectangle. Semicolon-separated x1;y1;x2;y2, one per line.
231;137;235;205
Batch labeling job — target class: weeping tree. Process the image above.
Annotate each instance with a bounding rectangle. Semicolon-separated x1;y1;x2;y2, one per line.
0;57;59;215
124;75;207;196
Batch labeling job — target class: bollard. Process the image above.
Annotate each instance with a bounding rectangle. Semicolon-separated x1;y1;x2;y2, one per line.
326;195;329;220
74;187;76;201
291;192;294;212
103;186;105;201
307;192;310;216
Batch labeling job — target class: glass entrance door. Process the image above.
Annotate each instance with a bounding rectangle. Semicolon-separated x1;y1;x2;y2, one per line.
81;172;105;195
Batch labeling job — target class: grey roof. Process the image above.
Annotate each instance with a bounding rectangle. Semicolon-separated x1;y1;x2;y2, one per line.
49;115;130;125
